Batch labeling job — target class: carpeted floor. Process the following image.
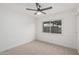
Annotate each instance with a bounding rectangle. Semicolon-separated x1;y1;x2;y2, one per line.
0;40;78;55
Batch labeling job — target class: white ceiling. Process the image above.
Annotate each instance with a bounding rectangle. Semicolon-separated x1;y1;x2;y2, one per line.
0;3;77;17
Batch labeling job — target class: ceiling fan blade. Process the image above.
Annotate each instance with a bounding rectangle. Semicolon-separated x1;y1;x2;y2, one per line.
41;11;46;14
26;8;37;11
40;6;52;11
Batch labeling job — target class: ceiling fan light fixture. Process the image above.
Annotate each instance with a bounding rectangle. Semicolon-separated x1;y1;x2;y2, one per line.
26;3;52;15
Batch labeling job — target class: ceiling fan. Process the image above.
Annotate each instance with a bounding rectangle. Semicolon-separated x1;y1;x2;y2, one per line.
26;3;52;15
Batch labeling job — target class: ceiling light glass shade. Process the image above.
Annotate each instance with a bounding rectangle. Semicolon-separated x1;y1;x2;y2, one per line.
37;11;42;15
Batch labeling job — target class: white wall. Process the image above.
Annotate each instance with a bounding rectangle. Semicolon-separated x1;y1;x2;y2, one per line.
0;5;35;52
36;9;77;49
76;4;79;53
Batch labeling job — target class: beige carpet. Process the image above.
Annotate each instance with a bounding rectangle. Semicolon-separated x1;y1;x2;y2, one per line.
0;40;78;55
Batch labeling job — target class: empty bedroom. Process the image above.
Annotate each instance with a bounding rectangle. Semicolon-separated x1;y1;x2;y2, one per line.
0;3;79;55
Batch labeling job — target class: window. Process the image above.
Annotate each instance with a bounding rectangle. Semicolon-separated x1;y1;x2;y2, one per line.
43;20;62;34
